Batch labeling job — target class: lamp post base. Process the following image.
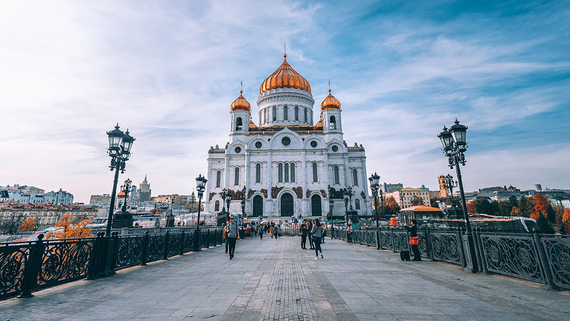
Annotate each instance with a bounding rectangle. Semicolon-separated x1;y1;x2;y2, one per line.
193;229;201;252
461;233;478;273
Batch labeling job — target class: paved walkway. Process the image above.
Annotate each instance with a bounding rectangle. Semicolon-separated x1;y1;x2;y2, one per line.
1;236;569;321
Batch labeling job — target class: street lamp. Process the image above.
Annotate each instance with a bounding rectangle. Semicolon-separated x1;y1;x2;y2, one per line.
105;124;135;237
193;174;207;251
327;182;334;222
225;189;232;223
368;173;380;229
438;119;477;272
343;186;353;225
241;185;246;219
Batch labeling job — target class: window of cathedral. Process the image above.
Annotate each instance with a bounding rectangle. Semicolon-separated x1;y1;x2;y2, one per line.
263;109;267;124
295;106;299;121
215;200;220;211
310;140;317;148
256;164;261;183
282;136;291;146
330;116;336;130
216;171;221;188
235;168;239;185
312;163;318;182
255;141;262;148
355;198;361;210
278;163;283;183
284;106;288;120
332;145;338;152
353;169;358;186
334;166;340;184
234;146;241;153
284;163;289;182
236;117;242;131
304;108;308;122
291;163;296;182
273;106;277;121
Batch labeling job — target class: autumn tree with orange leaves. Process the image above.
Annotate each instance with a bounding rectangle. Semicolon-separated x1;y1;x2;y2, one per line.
531;193;549;220
19;217;38;232
563;209;570;234
46;214;93;239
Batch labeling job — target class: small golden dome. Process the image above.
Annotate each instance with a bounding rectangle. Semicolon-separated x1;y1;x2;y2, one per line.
321;89;341;110
231;90;251;111
249;116;258;130
314;115;323;130
117;191;126;199
260;54;311;94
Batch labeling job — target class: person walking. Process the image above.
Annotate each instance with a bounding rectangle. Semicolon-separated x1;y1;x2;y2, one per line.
330;224;335;239
307;221;314;249
270;223;275;239
223;221;230;253
404;219;421;261
274;224;280;239
259;224;264;240
311;219;324;259
300;220;308;249
227;217;240;260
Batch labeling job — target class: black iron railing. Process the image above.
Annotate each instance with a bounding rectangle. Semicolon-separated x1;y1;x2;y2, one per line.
0;227;223;300
334;227;570;291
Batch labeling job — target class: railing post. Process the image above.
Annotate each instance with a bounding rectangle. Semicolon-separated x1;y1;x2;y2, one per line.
164;231;170;260
376;227;380;249
18;234;45;298
425;227;433;260
474;228;489;274
456;227;467;268
179;230;185;255
111;231;120;271
532;228;559;291
87;232;105;280
141;231;149;265
391;227;395;252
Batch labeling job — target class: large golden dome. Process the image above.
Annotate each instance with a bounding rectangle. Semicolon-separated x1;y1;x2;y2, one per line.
230;90;251;111
321;89;341;110
260;54;311;94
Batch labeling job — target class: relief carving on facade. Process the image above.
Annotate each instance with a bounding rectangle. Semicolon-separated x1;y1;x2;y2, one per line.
248;189;254;199
361;191;366;199
320;190;327;198
260;189;268;198
209;192;216;201
306;189;311;198
292;186;303;199
271;186;283;198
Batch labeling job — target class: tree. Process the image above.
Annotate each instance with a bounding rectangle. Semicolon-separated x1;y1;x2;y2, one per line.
382;196;400;214
466;201;477;214
497;201;512;216
518;196;532;218
430;196;440;208
46;214;93;239
546;205;556;224
466;199;493;214
563;209;570;225
553;205;565;225
507;195;518;209
531;193;549;221
411;196;424;206
510;206;521;217
19;217;37;232
536;214;555;234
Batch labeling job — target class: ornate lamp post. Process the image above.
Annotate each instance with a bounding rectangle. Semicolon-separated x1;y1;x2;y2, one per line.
369;172;381;249
241;185;246;219
343;186;354;225
225;189;232;223
105;124;135;237
438;119;477;272
193;174;207;251
327;182;334;222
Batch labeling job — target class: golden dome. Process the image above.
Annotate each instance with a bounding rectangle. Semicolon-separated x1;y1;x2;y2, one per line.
117;191;126;199
314;115;323;130
260;54;311;94
230;90;251;111
321;89;341;110
249;116;258;130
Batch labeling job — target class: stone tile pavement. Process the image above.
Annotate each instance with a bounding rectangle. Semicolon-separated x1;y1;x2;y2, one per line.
1;236;569;321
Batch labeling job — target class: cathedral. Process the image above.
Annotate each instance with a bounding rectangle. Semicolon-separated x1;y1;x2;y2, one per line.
204;53;370;220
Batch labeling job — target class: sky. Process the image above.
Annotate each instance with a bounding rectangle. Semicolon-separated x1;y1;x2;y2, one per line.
1;0;569;204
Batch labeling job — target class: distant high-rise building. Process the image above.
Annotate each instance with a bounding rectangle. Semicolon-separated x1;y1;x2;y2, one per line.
138;175;152;202
438;175;450;198
383;183;403;193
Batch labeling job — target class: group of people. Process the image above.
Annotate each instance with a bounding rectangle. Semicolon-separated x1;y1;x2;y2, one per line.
300;219;325;259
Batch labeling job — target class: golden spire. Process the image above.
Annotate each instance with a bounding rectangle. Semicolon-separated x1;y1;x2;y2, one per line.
231;83;251;111
321;83;341;110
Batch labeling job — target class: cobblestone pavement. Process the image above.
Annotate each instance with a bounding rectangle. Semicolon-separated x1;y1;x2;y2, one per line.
1;236;569;321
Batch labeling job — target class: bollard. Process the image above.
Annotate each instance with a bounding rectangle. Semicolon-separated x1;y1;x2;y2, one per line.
532;228;559;291
141;231;149;265
164;231;170;260
18;234;45;298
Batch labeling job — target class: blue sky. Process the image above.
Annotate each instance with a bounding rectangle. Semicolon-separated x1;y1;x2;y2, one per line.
1;0;569;203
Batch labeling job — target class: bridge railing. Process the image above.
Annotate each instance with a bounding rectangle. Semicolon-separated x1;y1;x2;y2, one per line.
334;227;570;291
0;227;223;300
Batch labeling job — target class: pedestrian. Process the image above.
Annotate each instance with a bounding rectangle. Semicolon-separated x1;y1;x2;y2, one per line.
246;224;251;238
321;225;325;244
259;224;264;240
404;219;421;261
270;223;275;239
307;220;314;249
347;224;352;242
223;221;230;253
300;220;308;249
330;224;335;239
227;217;240;260
274;225;280;239
311;218;324;259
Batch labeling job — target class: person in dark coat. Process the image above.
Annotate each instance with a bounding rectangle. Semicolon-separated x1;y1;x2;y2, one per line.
300;220;308;249
404;219;421;261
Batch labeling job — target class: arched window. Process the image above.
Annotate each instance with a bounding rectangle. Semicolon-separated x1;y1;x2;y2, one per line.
215;200;220;212
312;162;318;182
216;171;221;188
352;169;358;186
334;166;340;185
330;115;336;130
272;106;277;121
234;167;239;185
284;163;289;182
295;106;299;121
291;163;295;182
263;109;267;124
236;117;242;131
355;198;361;210
278;163;283;183
304;108;307;122
284;106;288;120
256;164;261;183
